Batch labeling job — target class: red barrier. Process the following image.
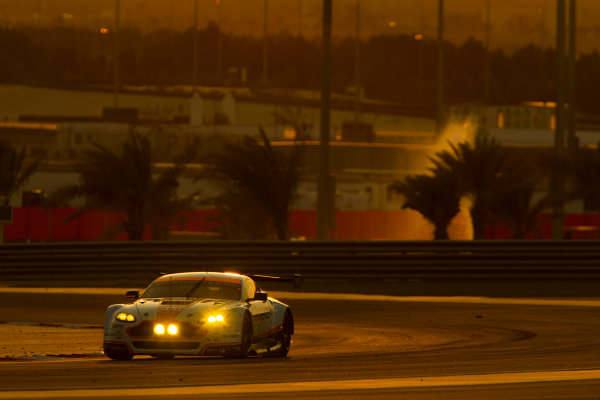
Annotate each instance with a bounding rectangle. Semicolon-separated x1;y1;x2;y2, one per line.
2;207;599;241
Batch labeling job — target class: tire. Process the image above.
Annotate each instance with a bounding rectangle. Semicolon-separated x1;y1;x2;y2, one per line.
277;312;292;357
104;348;134;361
239;313;253;358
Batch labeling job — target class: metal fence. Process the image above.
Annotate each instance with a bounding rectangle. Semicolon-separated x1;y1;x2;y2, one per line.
2;240;600;285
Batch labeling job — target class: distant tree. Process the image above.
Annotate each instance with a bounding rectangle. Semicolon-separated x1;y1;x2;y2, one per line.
51;132;197;240
446;37;486;102
0;138;39;206
506;44;552;102
9;24;600;118
199;128;304;240
547;145;600;213
430;132;525;239
207;186;272;240
146;155;199;240
391;168;462;240
492;178;553;239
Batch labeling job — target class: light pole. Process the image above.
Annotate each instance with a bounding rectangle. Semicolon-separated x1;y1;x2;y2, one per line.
192;0;198;92
353;0;360;123
190;0;203;125
317;0;332;240
567;0;576;153
436;0;444;134
298;0;303;36
113;0;120;108
262;0;269;85
34;0;42;45
484;0;491;103
538;3;547;86
553;0;566;239
216;0;222;85
416;0;424;106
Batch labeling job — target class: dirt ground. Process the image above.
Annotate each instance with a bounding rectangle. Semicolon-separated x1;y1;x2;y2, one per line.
0;324;103;359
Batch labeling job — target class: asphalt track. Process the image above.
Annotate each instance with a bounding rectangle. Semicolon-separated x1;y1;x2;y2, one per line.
1;289;600;399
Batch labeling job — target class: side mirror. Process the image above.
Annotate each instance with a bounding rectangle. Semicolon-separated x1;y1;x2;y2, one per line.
253;292;268;301
125;290;139;299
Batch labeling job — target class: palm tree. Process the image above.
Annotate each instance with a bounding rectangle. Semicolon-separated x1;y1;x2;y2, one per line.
556;146;600;212
0;138;39;206
146;149;200;240
430;133;524;239
391;168;462;240
538;145;600;237
492;178;553;239
199;128;304;240
209;187;272;240
52;133;197;240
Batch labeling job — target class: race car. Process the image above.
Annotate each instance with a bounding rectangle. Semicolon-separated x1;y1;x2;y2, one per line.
103;271;300;360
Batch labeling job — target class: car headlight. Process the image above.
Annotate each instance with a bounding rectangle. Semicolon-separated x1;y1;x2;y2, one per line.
116;312;136;322
207;314;224;323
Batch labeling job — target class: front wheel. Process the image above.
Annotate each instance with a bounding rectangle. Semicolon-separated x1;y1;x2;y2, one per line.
239;313;253;358
104;348;133;361
277;313;292;357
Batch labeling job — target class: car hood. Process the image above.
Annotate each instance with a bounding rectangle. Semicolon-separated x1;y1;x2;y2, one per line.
132;298;239;321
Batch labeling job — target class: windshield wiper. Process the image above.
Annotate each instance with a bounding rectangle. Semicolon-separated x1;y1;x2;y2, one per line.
185;277;206;298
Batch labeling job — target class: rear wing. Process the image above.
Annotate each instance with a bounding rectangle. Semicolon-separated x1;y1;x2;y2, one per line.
249;274;303;290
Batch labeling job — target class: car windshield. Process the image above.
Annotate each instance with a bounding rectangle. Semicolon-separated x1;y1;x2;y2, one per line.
141;279;241;301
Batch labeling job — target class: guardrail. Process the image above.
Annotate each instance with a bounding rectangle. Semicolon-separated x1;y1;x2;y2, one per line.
2;240;600;285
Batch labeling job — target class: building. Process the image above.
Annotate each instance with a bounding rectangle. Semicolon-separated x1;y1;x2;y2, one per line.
3;84;600;240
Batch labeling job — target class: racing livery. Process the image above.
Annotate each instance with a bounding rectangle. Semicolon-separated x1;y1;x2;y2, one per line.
103;272;298;360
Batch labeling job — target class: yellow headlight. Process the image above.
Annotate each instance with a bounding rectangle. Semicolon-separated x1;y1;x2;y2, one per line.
116;312;136;322
154;324;165;335
167;324;178;335
208;315;224;323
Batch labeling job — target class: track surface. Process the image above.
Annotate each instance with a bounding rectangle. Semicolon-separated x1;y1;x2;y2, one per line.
1;289;600;399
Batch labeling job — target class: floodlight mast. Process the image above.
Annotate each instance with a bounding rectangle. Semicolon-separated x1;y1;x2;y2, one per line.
317;0;332;240
193;0;198;93
553;0;566;239
436;0;444;134
113;0;120;108
567;1;577;157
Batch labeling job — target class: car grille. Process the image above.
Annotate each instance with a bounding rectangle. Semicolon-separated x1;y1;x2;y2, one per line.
132;341;200;350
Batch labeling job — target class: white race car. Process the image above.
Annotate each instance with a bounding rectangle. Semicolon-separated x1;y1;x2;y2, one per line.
103;271;300;360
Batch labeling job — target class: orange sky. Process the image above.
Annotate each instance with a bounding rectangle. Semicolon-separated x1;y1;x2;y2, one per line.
1;0;599;53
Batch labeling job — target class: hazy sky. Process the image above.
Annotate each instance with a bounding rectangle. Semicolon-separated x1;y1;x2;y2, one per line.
1;0;599;53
